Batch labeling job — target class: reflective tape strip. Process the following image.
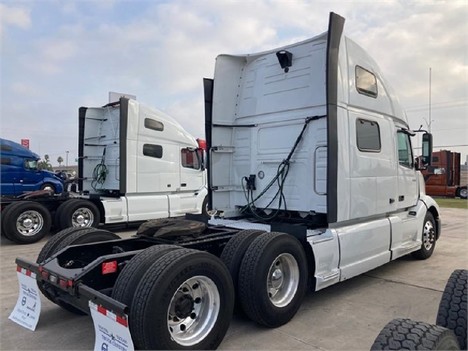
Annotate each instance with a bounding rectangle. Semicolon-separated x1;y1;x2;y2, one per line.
90;302;128;327
16;266;36;279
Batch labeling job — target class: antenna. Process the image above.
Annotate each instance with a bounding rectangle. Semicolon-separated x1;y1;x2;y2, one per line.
428;67;432;133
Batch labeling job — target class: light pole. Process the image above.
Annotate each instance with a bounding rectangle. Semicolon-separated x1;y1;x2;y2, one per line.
66;151;69;168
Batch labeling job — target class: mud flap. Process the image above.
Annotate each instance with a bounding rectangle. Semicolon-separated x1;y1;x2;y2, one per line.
89;301;134;351
9;267;41;331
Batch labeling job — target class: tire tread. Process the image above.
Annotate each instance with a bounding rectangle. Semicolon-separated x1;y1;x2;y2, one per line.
371;318;460;350
436;269;467;350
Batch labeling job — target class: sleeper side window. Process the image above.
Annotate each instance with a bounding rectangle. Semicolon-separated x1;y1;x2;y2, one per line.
143;144;163;158
356;66;378;98
356;119;381;152
144;118;164;132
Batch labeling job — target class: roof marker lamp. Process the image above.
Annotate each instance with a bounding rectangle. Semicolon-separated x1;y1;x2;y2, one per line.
276;50;293;73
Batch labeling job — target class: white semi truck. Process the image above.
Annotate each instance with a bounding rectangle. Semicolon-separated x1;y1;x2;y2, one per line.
13;12;440;350
1;98;208;243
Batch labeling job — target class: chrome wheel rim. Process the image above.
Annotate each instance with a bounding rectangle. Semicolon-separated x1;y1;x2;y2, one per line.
167;276;220;346
267;253;299;307
460;188;467;198
423;220;435;250
16;210;44;236
71;208;94;227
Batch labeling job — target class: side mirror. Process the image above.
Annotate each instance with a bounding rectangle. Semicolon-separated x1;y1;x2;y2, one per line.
421;133;433;166
196;148;206;171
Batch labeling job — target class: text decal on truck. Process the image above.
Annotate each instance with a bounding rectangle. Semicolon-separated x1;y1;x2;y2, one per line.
9;267;41;331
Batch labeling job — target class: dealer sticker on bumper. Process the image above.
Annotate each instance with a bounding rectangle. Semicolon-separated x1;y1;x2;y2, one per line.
9;267;41;331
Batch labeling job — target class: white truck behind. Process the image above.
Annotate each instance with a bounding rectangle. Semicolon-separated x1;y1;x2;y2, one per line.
13;12;441;350
1;98;207;243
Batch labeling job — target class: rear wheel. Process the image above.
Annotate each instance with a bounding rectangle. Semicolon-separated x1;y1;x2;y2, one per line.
37;227;120;314
371;318;460;350
54;199;79;231
130;249;234;350
412;212;437;260
436;269;467;350
220;229;264;311
58;199;100;229
112;244;181;308
459;187;467;199
37;227;89;264
2;201;51;244
238;232;308;327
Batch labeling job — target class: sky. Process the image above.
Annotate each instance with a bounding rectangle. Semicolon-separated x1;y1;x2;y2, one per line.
1;0;467;166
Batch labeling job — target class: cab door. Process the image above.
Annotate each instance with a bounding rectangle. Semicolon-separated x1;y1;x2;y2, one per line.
168;147;205;216
20;158;44;192
389;127;420;258
396;129;418;209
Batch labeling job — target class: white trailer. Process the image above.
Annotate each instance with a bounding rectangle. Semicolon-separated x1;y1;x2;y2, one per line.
1;98;207;243
13;12;441;350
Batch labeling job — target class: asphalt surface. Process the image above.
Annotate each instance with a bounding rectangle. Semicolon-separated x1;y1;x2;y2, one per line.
1;207;467;350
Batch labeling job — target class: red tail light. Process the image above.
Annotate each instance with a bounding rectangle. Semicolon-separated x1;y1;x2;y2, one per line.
102;261;118;275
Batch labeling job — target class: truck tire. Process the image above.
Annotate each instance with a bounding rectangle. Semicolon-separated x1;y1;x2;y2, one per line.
1;204;16;241
53;227;119;252
40;182;56;194
436;269;467;350
220;229;264;310
37;227;89;264
411;212;437;260
201;195;209;217
53;199;80;231
112;244;181;308
459;187;467;200
2;201;51;244
58;199;100;229
37;227;120;315
238;232;308;327
130;249;234;350
371;318;460;350
136;218;207;238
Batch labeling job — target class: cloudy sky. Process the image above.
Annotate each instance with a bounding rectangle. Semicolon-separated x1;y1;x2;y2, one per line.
1;0;467;166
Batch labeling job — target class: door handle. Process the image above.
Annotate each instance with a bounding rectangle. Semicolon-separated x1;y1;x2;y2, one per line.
181;183;187;187
398;195;405;202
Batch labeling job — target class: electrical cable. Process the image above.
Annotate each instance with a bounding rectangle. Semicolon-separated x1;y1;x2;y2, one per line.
240;115;324;221
91;147;108;192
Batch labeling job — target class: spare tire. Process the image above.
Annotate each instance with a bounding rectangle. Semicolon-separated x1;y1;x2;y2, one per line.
436;269;467;350
371;318;459;350
136;217;207;238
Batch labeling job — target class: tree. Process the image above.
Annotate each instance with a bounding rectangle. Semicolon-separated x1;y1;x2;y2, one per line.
57;156;63;167
38;154;53;171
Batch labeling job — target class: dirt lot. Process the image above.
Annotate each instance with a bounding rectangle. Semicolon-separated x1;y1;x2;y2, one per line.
1;207;467;350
